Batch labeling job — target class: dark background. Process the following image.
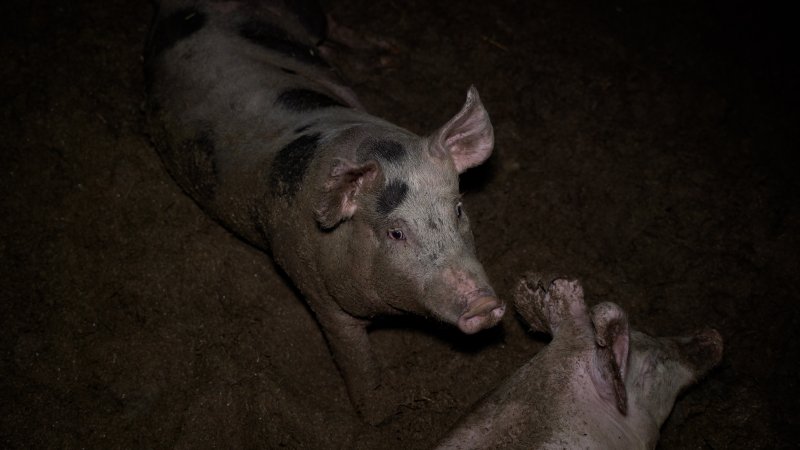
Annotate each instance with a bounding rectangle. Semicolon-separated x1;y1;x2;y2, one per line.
2;0;798;448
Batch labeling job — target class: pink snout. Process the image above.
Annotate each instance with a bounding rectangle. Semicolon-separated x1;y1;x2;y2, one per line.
457;296;506;334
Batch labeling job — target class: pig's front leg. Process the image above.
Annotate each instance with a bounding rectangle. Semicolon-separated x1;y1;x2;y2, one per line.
514;272;574;335
313;305;394;425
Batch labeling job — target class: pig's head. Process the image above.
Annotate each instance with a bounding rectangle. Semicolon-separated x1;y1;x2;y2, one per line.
314;86;505;334
622;328;723;427
589;302;723;437
515;276;723;438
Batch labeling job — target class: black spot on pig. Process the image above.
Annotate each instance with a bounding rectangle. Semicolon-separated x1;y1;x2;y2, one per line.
271;133;321;198
145;8;206;89
294;124;312;134
427;216;439;230
364;140;407;163
276;89;345;112
377;180;408;215
239;20;328;67
280;67;298;75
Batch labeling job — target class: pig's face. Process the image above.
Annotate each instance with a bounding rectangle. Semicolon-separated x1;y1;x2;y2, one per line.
625;329;723;425
359;141;503;333
313;87;504;334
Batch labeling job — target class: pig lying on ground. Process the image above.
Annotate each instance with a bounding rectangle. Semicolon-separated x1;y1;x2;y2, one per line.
144;0;504;423
437;275;723;449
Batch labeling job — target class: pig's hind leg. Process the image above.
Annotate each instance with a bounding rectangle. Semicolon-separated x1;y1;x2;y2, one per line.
316;14;401;81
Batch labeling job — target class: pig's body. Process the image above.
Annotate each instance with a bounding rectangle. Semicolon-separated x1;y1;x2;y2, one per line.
145;0;504;423
437;276;723;449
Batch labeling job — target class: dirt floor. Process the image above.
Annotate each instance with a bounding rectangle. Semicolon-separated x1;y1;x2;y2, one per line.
2;0;798;448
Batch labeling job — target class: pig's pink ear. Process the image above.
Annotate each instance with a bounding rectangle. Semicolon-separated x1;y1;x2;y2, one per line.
431;86;494;174
315;158;380;229
590;302;631;415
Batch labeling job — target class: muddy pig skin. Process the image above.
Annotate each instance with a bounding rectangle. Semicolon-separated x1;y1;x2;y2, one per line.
436;276;723;449
144;0;505;423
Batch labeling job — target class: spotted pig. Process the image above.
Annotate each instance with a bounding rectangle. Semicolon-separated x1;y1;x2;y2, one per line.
145;0;504;423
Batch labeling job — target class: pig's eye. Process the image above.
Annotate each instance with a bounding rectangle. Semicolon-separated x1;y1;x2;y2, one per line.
456;202;463;219
388;229;406;241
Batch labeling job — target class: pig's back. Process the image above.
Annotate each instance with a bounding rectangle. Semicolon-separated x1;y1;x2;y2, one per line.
144;0;366;244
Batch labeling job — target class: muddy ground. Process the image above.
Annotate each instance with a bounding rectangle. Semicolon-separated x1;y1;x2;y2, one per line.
2;0;798;448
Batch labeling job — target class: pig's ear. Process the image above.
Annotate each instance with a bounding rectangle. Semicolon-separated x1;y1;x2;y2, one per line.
430;86;494;174
590;302;631;415
315;158;380;229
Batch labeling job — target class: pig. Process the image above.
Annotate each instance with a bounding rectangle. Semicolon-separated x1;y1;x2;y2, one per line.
436;275;723;449
144;0;505;423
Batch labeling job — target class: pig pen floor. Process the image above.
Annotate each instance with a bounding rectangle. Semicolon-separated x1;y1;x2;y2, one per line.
2;0;798;448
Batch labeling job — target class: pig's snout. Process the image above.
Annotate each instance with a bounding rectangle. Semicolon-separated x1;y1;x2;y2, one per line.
457;295;506;334
678;328;724;375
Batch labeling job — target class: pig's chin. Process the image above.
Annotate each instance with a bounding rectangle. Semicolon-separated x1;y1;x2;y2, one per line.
456;296;506;334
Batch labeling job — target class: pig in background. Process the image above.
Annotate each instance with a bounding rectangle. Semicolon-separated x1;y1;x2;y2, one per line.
436;275;723;450
144;0;504;424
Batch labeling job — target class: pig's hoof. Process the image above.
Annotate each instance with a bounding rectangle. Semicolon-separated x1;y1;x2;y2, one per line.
325;14;404;56
548;278;584;303
514;273;584;334
516;272;572;293
320;15;404;80
513;273;551;333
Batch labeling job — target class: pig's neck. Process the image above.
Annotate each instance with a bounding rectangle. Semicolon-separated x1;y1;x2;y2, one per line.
595;384;660;449
574;359;657;450
621;389;664;449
